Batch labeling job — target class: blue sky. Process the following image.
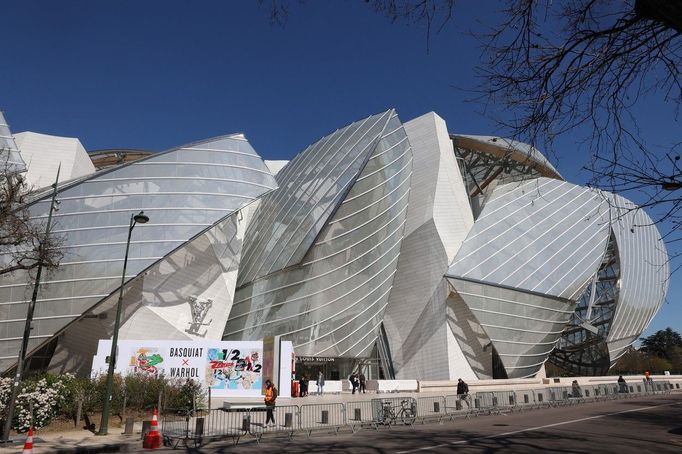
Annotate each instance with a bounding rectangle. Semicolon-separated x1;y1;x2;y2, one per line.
1;0;679;340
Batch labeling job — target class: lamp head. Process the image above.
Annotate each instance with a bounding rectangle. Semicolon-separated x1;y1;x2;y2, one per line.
133;211;149;224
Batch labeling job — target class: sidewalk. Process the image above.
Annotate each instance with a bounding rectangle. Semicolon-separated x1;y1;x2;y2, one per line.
0;427;144;454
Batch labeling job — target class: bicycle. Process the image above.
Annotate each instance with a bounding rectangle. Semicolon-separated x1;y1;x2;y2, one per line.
379;399;416;425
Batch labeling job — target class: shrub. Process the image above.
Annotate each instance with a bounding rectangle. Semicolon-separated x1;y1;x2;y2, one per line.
0;372;208;431
9;374;75;432
165;379;205;414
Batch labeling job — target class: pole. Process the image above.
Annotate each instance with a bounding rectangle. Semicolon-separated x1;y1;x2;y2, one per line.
2;166;60;442
97;213;136;436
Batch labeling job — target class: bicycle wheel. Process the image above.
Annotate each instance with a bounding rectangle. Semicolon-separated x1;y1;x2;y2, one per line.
400;409;416;425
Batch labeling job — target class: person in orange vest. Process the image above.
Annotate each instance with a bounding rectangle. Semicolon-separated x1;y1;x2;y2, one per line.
264;379;278;426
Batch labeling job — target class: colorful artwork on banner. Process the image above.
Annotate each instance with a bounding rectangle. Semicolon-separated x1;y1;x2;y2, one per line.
130;347;164;375
206;347;262;391
92;339;293;398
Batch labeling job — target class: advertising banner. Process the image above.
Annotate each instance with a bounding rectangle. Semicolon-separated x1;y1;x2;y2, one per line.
92;339;292;398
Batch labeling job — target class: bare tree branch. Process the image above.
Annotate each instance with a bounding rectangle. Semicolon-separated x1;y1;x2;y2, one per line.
476;0;682;248
0;163;63;277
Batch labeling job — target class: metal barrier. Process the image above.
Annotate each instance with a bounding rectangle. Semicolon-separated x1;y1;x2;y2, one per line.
545;387;564;407
514;390;536;411
556;386;579;405
299;403;346;436
491;390;517;412
593;384;607;399
203;409;248;443
444;394;473;419
159;380;675;447
416;396;447;423
533;389;547;409
161;409;247;448
371;397;417;426
247;404;299;440
474;391;512;414
470;392;495;415
161;410;195;448
344;400;377;431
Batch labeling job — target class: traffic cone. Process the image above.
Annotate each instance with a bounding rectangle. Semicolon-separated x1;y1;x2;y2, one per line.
142;407;162;449
22;427;33;454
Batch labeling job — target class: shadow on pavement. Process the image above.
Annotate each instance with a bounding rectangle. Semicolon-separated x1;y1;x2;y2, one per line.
180;426;589;453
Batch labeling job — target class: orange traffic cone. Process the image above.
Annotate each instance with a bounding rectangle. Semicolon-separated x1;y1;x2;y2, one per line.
142;407;162;449
22;427;33;454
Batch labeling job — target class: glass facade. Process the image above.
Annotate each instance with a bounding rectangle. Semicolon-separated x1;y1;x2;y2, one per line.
226;110;412;358
0;134;277;372
550;235;620;376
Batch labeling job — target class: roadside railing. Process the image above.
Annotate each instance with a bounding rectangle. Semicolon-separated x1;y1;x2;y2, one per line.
160;380;676;448
416;396;447;423
345;400;377;431
299;403;346;436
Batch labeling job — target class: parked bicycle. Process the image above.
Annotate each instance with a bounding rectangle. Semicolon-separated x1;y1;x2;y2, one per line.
379;399;416;425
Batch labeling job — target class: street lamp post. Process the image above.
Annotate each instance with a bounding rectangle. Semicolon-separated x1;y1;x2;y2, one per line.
1;166;61;442
97;211;149;436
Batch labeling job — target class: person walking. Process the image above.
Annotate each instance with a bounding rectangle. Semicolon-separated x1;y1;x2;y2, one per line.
264;379;277;426
456;378;470;408
359;372;366;394
299;374;308;397
349;373;359;394
316;371;325;395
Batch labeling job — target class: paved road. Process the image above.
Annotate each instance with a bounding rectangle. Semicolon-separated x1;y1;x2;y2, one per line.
160;394;682;453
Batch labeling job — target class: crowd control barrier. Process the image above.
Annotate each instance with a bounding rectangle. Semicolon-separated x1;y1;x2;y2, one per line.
160;380;675;448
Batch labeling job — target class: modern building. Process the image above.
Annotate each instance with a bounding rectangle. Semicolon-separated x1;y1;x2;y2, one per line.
13;132;96;188
0;109;669;379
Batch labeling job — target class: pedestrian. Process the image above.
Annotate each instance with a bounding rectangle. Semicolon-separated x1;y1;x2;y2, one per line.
299;374;307;397
264;379;277;426
617;375;628;393
316;371;325;395
349;373;358;394
456;378;470;408
571;379;582;398
359;372;366;394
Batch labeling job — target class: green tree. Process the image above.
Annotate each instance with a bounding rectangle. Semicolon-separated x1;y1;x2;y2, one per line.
611;347;646;375
640;327;682;360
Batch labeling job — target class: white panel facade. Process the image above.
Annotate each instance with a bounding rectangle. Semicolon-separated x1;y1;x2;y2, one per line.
264;160;289;176
14;132;96;189
382;112;475;380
